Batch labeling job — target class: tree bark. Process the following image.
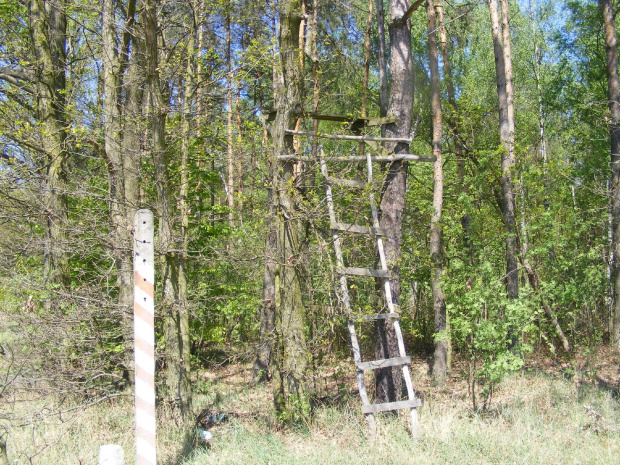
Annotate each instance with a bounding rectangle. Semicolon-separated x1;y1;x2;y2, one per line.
375;0;389;117
436;0;470;269
601;0;620;347
253;1;280;383
145;0;192;423
428;0;448;386
28;0;71;296
270;0;309;421
101;0;140;386
488;0;518;308
226;4;235;227
374;0;414;404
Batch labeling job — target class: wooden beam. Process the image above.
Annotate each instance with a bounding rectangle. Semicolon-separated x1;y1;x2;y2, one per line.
331;221;385;236
338;267;391;278
285;129;411;143
357;356;411;370
261;109;398;127
277;154;436;163
361;398;422;414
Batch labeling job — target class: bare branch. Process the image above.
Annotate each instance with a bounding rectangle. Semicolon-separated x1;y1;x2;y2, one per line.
0;68;34;95
395;0;425;25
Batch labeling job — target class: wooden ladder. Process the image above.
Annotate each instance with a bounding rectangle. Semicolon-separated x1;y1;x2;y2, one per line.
319;148;421;437
277;117;434;436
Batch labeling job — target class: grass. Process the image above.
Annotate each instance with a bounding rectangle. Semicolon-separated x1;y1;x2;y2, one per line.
2;353;619;464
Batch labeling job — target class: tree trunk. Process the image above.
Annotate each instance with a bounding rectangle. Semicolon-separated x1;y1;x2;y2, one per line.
362;0;373;118
145;0;192;423
270;0;309;421
375;0;389;117
436;0;470;271
601;0;620;347
253;1;280;383
101;0;140;387
226;4;235;228
29;0;71;297
428;0;447;386
488;0;518;310
375;0;414;404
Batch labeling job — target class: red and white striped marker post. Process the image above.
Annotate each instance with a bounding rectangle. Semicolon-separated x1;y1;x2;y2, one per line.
134;210;156;465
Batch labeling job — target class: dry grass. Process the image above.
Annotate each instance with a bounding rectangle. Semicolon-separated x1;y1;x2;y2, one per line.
2;349;620;464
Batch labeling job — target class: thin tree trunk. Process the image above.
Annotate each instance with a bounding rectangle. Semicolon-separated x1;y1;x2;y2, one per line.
436;0;470;268
271;0;309;420
226;4;235;227
101;0;140;385
145;0;191;423
375;0;389;117
488;0;518;309
177;7;196;415
362;0;373;118
253;2;280;383
601;0;620;347
375;0;414;404
235;89;244;225
428;0;447;386
29;0;71;297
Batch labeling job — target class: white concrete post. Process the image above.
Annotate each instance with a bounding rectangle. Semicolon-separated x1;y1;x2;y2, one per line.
134;210;156;465
98;444;124;465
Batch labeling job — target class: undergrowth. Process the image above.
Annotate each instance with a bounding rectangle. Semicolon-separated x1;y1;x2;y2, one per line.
2;363;619;464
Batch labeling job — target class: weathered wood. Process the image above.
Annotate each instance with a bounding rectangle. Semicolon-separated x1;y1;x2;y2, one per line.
285;129;411;143
361;398;422;414
277;154;436;162
263;109;397;127
338;267;391;278
320;151;377;434
361;313;399;321
325;175;368;188
331;222;384;236
357;356;411;370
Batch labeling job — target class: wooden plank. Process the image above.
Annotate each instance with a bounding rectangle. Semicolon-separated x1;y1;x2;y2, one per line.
357;356;411;370
361;313;399;321
262;109;397;126
361;398;421;414
365;115;398;126
284;129;411;143
277;154;436;162
325;175;368;188
331;222;385;236
338;267;391;278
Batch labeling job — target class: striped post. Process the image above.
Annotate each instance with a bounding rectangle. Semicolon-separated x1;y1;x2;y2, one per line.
134;210;156;465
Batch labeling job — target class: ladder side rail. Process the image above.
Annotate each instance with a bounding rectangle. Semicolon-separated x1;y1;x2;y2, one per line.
321;151;377;434
320;155;352;312
366;153;396;314
367;153;419;437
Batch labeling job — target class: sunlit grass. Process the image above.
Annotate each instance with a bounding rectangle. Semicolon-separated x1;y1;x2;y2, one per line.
3;362;619;464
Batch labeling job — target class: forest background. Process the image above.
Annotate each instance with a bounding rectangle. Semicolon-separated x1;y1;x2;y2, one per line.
1;0;620;463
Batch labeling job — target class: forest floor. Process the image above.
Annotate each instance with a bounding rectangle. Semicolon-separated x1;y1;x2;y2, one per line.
3;347;620;464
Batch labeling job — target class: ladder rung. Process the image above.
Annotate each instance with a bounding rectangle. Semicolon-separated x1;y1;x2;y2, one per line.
361;313;399;321
285;129;412;143
325;176;368;188
277;154;435;162
357;356;411;371
331;222;384;235
361;398;421;414
338;267;391;278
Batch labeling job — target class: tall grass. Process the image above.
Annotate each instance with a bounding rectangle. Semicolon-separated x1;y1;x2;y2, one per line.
3;367;619;464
